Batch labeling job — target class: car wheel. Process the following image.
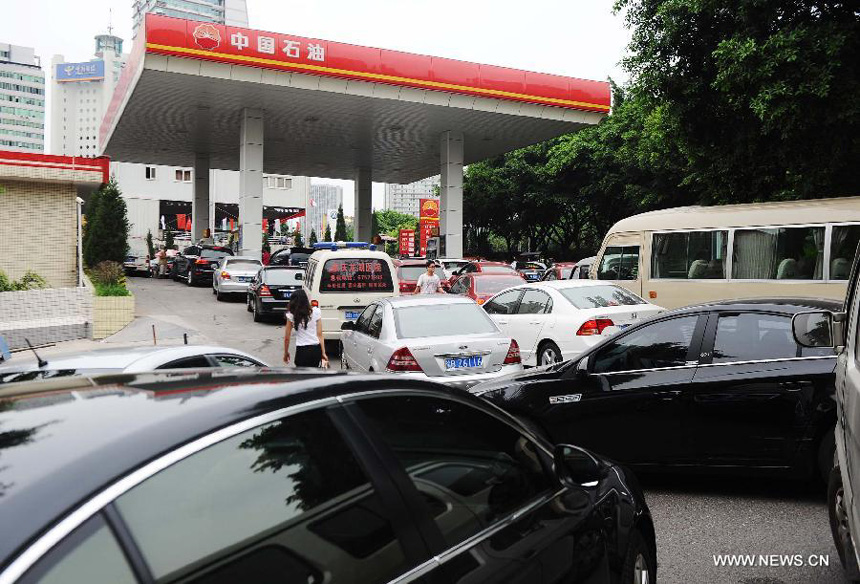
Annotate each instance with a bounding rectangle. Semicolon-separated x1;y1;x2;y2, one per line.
216;289;224;302
246;294;253;312
621;529;656;584
186;269;194;286
538;341;562;366
829;466;860;581
818;429;836;483
252;299;263;323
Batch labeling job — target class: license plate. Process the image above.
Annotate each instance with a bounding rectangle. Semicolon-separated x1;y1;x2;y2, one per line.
237;276;250;282
281;290;292;299
445;355;482;370
617;324;630;330
345;310;361;320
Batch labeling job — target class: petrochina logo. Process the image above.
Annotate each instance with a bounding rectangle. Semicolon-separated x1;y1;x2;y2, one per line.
193;24;221;50
421;199;439;218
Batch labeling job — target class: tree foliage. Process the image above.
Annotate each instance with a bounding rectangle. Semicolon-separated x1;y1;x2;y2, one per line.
83;177;129;267
323;224;332;242
309;229;318;245
463;1;860;259
334;205;347;241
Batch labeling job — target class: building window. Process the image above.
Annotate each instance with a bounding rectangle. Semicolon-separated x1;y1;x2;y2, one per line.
266;176;292;189
145;166;156;180
175;169;192;182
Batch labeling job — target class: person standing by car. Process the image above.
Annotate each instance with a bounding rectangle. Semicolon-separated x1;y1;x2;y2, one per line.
262;248;271;266
414;260;443;294
155;246;168;278
283;290;329;367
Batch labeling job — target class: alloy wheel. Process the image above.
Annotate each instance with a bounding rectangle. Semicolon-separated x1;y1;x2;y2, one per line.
633;553;650;584
836;486;852;553
540;345;560;366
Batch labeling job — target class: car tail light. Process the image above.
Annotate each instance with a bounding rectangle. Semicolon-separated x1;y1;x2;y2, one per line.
195;258;209;265
259;285;273;297
399;282;415;293
386;347;423;372
577;318;614;336
503;340;521;364
311;299;319;307
476;297;486;305
220;271;231;279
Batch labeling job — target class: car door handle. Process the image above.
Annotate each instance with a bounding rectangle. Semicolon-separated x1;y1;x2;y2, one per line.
657;390;682;400
781;381;804;392
529;320;542;325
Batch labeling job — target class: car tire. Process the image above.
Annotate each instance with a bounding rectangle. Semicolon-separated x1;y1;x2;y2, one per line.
216;289;225;302
252;300;263;323
818;429;836;484
621;529;656;584
538;341;563;367
829;465;860;581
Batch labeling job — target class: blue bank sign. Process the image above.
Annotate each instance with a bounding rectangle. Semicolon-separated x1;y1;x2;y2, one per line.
56;61;105;82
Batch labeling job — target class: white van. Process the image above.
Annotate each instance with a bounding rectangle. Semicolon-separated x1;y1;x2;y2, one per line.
303;243;399;345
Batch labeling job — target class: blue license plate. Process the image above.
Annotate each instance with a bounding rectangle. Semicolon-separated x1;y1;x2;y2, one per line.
526;274;539;280
345;310;361;320
445;355;482;370
237;276;250;282
617;324;630;330
281;290;292;299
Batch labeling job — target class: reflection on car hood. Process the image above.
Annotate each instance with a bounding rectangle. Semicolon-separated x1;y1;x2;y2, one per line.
469;365;558;396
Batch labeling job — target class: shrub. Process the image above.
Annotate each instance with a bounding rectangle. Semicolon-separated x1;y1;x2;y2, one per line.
0;269;48;291
89;261;125;287
94;283;132;297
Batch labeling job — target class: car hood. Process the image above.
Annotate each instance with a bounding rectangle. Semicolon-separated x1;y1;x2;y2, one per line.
468;364;560;396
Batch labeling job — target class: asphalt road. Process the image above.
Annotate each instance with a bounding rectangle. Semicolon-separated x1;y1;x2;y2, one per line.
113;276;849;583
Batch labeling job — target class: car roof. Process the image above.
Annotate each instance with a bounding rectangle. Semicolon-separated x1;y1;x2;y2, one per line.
398;260;429;267
528;279;614;290
475;261;510;266
674;297;844;313
0;345;258;376
262;264;303;270
0;371;483;570
382;295;475;308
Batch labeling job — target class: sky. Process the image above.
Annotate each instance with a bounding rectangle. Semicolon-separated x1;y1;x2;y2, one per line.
0;0;631;210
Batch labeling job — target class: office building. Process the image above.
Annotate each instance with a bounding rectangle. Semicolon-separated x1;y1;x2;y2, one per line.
50;34;126;156
0;43;45;152
308;183;344;239
384;176;440;217
132;0;249;37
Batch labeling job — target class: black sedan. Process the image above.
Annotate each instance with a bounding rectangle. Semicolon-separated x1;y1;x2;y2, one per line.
0;370;655;584
472;298;840;481
171;245;233;286
247;265;304;322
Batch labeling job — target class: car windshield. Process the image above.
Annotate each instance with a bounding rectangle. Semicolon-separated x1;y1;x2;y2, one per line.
475;276;524;294
561;267;574;278
226;259;261;269
265;269;304;284
399;265;427;280
481;265;515;274
394;303;498;339
442;261;466;271
201;248;232;260
559;285;646;309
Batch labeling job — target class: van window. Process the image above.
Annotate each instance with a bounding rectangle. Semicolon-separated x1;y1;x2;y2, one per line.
597;246;639;281
831;225;860;280
319;258;393;293
732;226;824;280
652;231;727;279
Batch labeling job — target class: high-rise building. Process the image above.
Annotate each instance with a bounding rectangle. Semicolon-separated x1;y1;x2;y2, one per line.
50;34;126;156
132;0;250;37
384;176;440;217
0;43;45;152
308;183;344;239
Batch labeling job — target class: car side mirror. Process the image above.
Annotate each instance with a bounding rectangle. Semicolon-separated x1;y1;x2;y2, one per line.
341;321;356;331
792;311;841;349
553;444;602;487
574;357;589;377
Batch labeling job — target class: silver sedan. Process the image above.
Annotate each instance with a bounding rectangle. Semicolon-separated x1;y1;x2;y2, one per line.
213;256;263;300
340;295;523;388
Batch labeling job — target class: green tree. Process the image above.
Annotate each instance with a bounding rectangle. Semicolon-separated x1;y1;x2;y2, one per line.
293;228;304;248
616;0;860;202
83;177;129;267
309;229;318;245
145;229;155;258
164;229;174;252
334;205;347;241
373;209;418;236
323;224;332;242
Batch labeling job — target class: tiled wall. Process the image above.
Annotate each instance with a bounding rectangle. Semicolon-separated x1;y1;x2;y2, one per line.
0;179;78;287
0;287;92;349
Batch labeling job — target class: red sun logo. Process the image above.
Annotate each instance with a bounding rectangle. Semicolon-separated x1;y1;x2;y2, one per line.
193;24;221;51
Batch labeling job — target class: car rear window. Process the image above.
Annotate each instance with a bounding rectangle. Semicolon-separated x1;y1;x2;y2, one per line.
561;267;574;278
266;269;304;284
398;266;427;281
320;258;393;292
474;276;524;294
226;259;261;268
481;265;516;274
201;248;233;260
394;303;497;339
560;285;646;309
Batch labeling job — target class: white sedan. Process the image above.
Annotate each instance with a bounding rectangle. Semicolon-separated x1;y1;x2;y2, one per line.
482;280;664;366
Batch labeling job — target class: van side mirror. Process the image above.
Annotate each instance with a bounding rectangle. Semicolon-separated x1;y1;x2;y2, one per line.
553;444;602;487
792;311;840;348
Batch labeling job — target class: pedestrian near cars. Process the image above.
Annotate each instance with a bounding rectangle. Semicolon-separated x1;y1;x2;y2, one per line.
156;246;168;278
262;248;271;266
414;260;443;294
283;289;329;368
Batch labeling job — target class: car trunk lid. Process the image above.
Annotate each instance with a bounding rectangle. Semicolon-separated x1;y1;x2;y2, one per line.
407;333;510;377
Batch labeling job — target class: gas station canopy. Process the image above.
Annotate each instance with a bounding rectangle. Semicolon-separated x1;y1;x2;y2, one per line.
101;14;610;183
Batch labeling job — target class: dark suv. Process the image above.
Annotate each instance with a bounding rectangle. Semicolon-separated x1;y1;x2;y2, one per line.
171;245;233;286
0;371;655;583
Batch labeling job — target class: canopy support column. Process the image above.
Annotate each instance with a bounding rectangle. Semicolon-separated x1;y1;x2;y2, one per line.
192;153;210;242
440;130;464;258
239;108;264;258
354;167;372;243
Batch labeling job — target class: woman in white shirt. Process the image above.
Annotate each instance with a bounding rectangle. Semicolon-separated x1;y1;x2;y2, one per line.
283;289;329;367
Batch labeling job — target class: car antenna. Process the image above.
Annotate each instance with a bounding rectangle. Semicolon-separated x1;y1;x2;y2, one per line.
24;338;48;368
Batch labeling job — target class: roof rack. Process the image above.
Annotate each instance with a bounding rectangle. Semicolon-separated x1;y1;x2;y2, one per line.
312;241;377;251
